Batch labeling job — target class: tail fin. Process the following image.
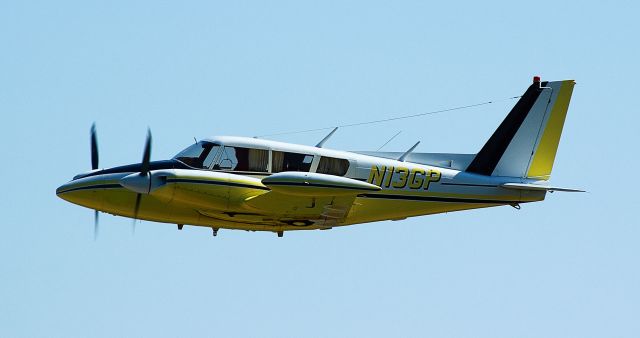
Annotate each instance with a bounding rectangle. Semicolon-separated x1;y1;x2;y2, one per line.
466;78;575;180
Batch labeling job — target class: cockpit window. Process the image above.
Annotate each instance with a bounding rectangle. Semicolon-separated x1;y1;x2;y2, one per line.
174;142;269;172
173;141;221;169
272;151;314;173
214;146;269;172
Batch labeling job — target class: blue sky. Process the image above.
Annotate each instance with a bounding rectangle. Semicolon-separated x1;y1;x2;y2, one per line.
1;1;638;337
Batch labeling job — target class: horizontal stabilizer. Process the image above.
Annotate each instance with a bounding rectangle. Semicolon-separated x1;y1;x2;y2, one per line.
501;183;584;192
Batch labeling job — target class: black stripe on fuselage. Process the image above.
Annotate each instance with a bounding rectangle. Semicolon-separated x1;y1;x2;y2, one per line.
465;82;546;176
165;178;270;190
57;183;123;194
57;178;269;195
359;193;519;204
77;160;272;180
77;160;190;179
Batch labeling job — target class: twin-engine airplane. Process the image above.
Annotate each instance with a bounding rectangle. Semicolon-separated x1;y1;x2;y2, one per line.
57;77;580;237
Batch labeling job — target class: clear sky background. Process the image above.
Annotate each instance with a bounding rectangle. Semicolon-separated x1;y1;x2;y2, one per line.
1;1;638;337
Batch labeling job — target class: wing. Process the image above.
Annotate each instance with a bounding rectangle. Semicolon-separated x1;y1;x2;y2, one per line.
242;172;381;227
147;169;380;228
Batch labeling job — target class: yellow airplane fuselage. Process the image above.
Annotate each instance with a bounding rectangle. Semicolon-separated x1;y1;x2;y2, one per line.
57;79;575;235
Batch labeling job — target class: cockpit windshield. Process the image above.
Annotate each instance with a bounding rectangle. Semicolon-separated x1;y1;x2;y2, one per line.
173;141;270;173
173;141;221;169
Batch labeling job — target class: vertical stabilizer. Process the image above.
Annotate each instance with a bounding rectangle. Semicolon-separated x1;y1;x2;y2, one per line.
466;78;575;179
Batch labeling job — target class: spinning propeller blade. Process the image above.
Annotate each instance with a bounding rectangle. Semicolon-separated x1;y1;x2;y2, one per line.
132;129;152;234
94;210;99;240
141;129;152;175
91;123;101;239
132;193;142;234
91;123;99;170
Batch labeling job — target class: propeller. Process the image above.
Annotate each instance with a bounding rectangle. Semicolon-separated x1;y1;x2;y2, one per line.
91;123;99;170
131;129;152;234
89;125;154;237
94;210;99;241
90;123;100;240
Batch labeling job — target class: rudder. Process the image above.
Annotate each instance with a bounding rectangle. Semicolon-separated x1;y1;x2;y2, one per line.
525;80;575;179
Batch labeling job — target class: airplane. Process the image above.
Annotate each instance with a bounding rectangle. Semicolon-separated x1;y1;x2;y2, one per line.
56;77;581;238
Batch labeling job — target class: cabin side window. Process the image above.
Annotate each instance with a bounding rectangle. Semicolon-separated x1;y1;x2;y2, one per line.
272;151;314;173
317;156;350;176
214;146;269;172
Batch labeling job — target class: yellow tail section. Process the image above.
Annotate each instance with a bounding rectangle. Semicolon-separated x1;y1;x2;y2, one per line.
526;80;575;180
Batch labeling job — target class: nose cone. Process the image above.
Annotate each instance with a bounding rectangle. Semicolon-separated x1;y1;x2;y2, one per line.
56;181;73;198
56;175;112;210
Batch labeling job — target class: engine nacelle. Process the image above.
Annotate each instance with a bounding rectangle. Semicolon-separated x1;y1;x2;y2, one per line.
262;172;381;196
